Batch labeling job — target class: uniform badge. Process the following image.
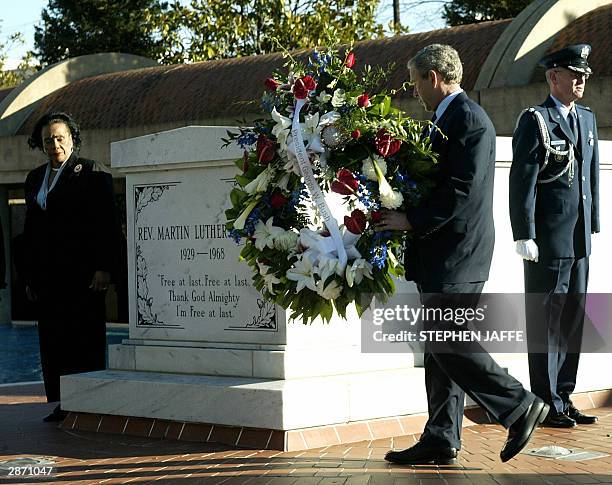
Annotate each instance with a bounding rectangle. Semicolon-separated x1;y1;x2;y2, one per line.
555;154;564;161
74;164;82;173
581;46;590;58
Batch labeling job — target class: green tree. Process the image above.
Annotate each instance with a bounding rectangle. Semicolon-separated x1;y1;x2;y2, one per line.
442;0;532;26
33;0;385;66
0;28;36;88
180;0;385;62
33;0;184;65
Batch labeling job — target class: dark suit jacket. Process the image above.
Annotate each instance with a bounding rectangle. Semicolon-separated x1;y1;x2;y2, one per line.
23;154;119;295
509;96;599;260
405;92;496;285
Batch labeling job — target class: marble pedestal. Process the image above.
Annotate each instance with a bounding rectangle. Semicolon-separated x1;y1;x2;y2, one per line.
61;126;422;448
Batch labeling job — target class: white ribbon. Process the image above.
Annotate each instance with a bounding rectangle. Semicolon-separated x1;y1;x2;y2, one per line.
291;98;347;271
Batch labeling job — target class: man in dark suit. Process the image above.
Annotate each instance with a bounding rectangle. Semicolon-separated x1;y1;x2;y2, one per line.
378;44;547;465
510;45;599;428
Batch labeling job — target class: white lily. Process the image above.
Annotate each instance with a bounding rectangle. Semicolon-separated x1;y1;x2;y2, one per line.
277;173;291;191
276;128;290;153
342;229;363;261
315;278;343;300
316;255;342;281
271;107;292;136
286;254;317;293
244;165;275;194
304;112;320;135
253;217;285;250
345;258;374;287
373;158;404;209
257;261;281;295
283;156;301;175
233;199;259;230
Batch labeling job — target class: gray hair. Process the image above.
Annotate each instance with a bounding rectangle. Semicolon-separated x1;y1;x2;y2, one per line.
407;44;463;84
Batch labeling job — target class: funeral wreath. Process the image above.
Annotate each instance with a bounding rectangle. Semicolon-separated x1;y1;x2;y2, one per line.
224;47;438;322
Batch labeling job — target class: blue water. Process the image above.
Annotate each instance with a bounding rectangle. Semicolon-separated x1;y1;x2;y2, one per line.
0;324;129;384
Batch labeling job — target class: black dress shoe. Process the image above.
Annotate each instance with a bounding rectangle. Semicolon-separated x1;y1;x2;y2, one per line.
541;411;577;428
385;442;458;465
567;404;598;424
43;405;68;423
500;398;549;462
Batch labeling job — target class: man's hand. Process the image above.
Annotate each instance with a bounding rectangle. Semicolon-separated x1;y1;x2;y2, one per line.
374;210;412;232
25;285;37;302
515;239;539;262
90;271;111;291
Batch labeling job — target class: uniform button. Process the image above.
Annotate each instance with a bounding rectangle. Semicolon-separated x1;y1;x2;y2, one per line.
583;195;587;200
582;176;586;181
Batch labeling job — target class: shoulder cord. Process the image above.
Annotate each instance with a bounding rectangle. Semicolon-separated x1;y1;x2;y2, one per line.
526;108;575;185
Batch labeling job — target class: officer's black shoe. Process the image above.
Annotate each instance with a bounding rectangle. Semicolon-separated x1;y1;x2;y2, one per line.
43;404;68;423
500;398;549;462
384;442;458;465
541;410;576;428
567;403;598;424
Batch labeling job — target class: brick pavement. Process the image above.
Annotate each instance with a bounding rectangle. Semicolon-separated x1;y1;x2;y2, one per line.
1;383;611;484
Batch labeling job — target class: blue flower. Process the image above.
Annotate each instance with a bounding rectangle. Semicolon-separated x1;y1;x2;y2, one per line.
228;228;242;244
237;132;258;149
244;207;261;237
396;172;418;191
369;243;388;270
254;122;271;135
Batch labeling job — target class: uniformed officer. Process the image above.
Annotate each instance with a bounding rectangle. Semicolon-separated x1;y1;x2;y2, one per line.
510;44;600;428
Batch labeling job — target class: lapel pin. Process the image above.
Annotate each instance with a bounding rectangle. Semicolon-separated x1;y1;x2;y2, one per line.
74;164;82;173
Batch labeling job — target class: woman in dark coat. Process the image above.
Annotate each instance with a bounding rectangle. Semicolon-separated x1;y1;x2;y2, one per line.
23;112;119;422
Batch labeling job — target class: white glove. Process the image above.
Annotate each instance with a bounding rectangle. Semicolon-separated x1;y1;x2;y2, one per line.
515;239;539;262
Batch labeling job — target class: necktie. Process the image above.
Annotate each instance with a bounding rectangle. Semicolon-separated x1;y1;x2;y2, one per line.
569;110;579;143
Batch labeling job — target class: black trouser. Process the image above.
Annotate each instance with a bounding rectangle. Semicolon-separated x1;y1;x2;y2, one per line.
524;257;588;414
37;288;107;402
417;282;534;450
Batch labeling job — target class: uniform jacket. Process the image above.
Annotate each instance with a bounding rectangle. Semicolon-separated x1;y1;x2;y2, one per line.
509;96;600;260
405;92;496;284
23;154;120;294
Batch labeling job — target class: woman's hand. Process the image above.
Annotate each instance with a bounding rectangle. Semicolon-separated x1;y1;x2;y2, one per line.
90;271;111;291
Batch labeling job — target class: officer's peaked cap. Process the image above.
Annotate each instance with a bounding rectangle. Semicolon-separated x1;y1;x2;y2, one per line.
539;44;592;75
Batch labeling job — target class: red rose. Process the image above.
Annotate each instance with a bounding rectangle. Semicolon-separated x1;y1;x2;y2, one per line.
265;78;279;91
293;75;316;99
371;210;382;223
345;52;356;68
331;168;359;195
302;75;316;90
270;192;289;209
357;94;370;108
351;129;361;139
374;128;402;157
344;209;367;234
256;134;276;164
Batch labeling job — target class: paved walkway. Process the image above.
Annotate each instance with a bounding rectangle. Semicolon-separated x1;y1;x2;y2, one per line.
1;383;611;484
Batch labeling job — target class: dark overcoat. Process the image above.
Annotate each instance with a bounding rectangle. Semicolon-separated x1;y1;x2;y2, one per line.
23;153;119;402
